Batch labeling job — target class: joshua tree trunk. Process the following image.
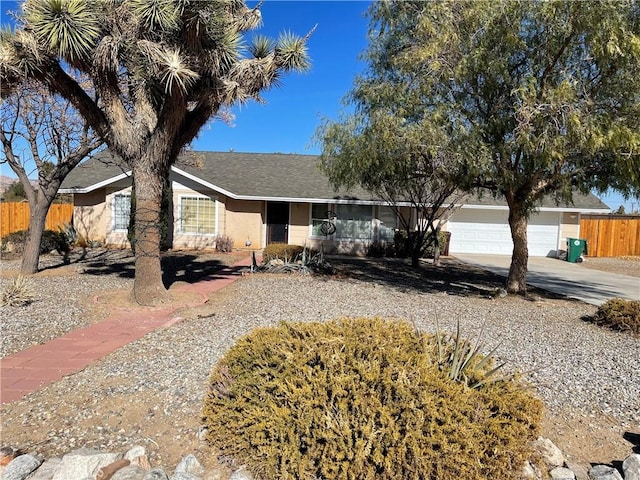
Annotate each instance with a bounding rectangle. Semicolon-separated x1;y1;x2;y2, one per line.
131;158;171;306
506;206;529;295
20;201;51;274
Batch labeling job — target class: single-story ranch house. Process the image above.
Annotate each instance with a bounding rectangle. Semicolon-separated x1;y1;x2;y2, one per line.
59;151;610;257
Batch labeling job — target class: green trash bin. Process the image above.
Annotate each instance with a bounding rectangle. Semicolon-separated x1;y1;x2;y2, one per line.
566;238;588;263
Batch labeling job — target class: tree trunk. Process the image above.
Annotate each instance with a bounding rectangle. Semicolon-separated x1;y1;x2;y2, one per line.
433;225;441;267
20;201;52;274
506;207;529;295
131;162;171;306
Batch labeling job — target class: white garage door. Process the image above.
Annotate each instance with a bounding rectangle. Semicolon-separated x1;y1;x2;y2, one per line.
447;209;560;257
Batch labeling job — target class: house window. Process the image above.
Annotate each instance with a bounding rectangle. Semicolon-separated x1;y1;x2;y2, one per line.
112;194;131;231
335;204;373;240
179;196;216;234
378;206;397;242
311;203;332;236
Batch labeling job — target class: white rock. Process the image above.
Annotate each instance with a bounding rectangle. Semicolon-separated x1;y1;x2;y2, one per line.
550;466;576;480
27;457;62;480
522;460;543;479
2;454;44;480
174;454;204;476
112;465;148;480
142;468;170;480
124;446;147;462
623;454;640;480
588;464;624;480
566;460;590;480
51;448;122;480
533;437;566;468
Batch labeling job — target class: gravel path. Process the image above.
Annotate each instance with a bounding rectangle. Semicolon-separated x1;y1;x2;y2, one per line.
1;252;638;470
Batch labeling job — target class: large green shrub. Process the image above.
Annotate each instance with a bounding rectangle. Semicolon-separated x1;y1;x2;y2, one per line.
202;318;541;480
592;298;640;335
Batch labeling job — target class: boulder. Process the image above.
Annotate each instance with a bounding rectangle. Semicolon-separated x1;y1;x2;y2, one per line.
550;466;576;480
1;453;44;480
588;465;623;480
533;437;566;468
28;458;62;480
52;448;122;480
174;454;204;476
623;454;640;480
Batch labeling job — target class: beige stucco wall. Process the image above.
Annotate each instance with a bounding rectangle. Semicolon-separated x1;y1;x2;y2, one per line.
288;202;310;247
72;177;415;255
224;198;264;250
559;212;581;252
73;190;108;244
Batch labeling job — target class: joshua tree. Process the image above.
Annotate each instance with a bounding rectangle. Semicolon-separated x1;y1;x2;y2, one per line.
1;0;311;304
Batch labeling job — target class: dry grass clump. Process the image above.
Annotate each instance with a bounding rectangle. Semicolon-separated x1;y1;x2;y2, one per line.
591;298;640;335
1;275;36;307
262;243;317;263
202;317;542;480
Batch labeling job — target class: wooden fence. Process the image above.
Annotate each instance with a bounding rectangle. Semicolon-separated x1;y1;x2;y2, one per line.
0;202;74;238
580;214;640;257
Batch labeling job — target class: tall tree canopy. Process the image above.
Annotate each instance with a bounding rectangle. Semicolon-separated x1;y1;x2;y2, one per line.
0;0;311;304
325;0;640;294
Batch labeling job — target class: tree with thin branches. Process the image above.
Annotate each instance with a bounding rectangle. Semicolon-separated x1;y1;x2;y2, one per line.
318;113;467;267
0;0;312;304
346;0;640;294
0;82;103;274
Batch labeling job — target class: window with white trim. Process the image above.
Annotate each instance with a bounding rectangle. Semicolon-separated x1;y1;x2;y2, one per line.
179;196;216;234
112;194;131;231
335;204;373;240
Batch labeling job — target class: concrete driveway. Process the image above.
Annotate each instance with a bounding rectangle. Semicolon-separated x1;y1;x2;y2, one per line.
453;254;640;306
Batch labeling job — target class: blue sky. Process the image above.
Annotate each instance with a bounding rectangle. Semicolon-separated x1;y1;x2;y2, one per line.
1;0;637;212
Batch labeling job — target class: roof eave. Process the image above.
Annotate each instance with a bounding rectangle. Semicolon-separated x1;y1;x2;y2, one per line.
59;171;132;194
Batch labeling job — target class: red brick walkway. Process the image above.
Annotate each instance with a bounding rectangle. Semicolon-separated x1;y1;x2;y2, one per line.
0;256;256;405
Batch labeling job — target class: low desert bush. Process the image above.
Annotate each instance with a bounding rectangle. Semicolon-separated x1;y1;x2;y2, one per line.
591;298;640;334
215;234;234;253
202;317;541;480
1;275;36;307
0;229;70;255
41;230;71;254
262;243;318;263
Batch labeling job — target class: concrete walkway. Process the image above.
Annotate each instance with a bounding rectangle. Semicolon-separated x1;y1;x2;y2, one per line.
454;254;640;306
0;256;256;406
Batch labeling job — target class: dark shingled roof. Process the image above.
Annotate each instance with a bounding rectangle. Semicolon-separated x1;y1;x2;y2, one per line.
60;150;610;210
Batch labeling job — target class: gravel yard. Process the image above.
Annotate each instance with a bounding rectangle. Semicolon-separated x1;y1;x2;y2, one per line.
1;250;639;472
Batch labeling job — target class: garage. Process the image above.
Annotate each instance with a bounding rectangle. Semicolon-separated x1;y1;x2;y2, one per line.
446;208;561;257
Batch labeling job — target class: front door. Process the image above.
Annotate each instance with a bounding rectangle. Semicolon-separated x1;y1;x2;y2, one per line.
267;201;289;244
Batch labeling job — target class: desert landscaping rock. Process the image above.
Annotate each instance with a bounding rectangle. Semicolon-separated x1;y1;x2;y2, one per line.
0;453;43;480
589;465;625;480
623;454;640;480
535;436;567;468
551;466;577;480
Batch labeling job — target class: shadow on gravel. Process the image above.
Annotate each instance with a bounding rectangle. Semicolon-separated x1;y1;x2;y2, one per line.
624;431;640;454
330;256;520;299
77;250;232;287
